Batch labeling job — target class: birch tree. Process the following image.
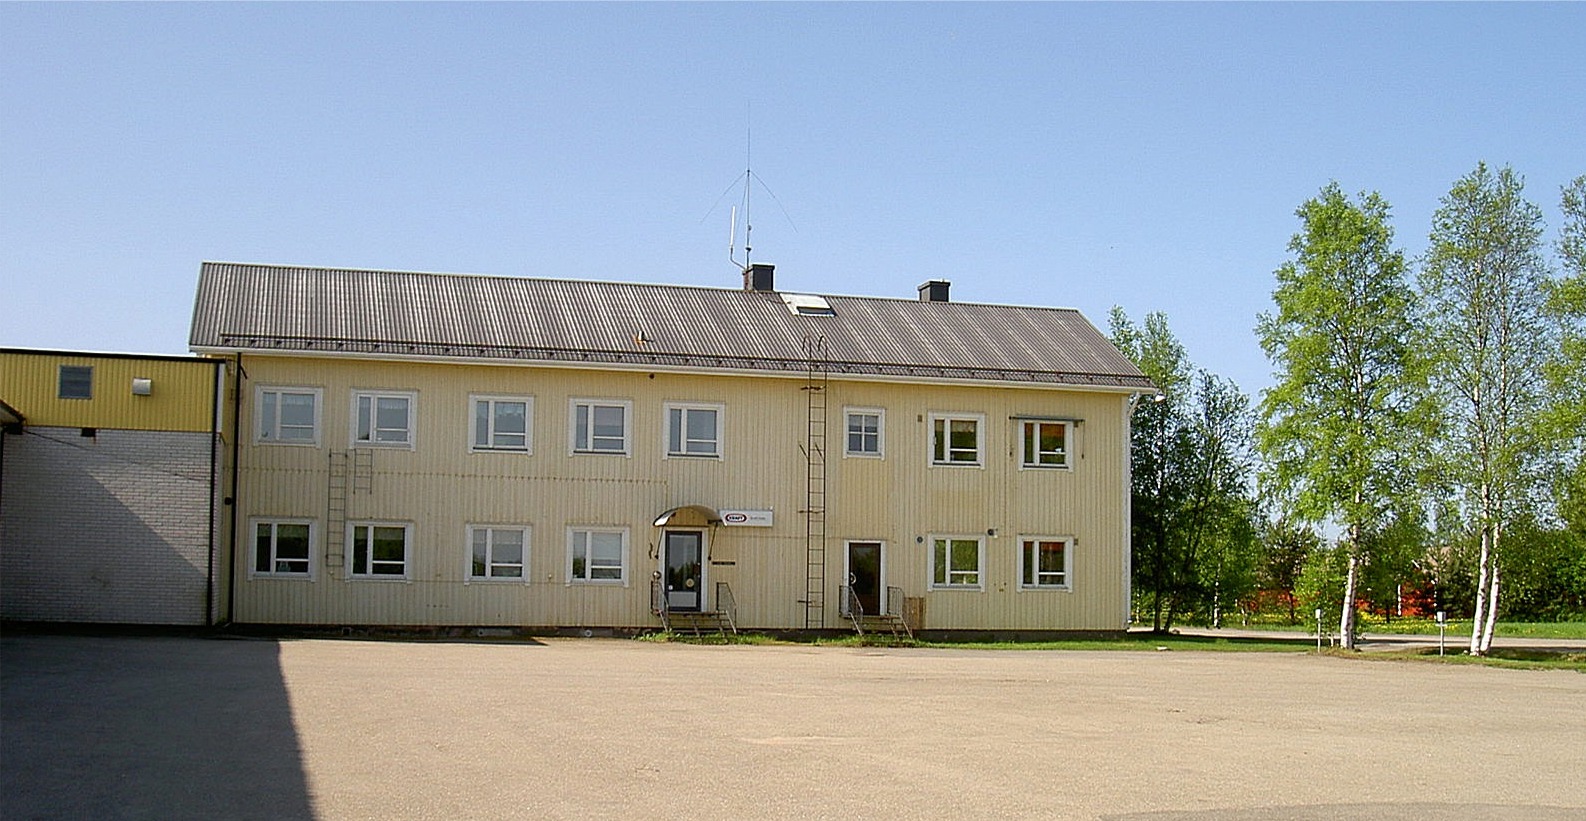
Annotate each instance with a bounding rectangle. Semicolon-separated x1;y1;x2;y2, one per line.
1420;163;1553;655
1548;176;1586;533
1256;183;1426;650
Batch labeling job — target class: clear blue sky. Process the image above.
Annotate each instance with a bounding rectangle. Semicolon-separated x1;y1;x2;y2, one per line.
3;3;1582;399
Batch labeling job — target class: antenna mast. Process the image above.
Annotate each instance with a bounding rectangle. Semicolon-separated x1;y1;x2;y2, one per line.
729;110;752;273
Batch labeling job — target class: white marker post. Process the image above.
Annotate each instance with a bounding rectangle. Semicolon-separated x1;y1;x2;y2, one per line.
1315;607;1324;652
1436;610;1447;657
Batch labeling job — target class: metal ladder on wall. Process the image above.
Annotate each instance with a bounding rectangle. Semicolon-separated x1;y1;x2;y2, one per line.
326;449;374;574
802;335;830;630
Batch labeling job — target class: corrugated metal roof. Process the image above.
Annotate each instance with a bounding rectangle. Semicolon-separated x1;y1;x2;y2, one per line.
188;262;1152;389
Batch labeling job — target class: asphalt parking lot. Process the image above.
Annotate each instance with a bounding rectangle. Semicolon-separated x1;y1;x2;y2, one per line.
3;634;1584;820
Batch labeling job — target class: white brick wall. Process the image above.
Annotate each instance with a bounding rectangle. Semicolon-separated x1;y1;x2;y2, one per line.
0;426;220;625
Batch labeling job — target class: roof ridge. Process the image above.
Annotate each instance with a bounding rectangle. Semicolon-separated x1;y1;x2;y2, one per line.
199;261;1082;311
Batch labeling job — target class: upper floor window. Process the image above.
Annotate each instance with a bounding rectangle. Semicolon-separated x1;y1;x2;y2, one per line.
348;522;410;579
471;396;532;453
665;403;722;458
252;519;314;578
1020;420;1071;469
844;408;884;458
1019;537;1072;590
570;399;630;455
468;525;530;581
352;390;415;448
258;387;322;446
58;365;92;399
568;527;628;584
930;413;984;467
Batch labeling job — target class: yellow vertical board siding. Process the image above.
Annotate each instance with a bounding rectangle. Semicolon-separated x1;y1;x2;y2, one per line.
228;355;1129;630
826;383;1128;631
0;352;219;432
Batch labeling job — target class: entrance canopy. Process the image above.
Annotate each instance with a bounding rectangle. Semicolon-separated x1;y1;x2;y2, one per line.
652;505;720;528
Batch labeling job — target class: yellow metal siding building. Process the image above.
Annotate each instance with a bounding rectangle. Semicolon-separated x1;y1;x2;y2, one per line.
193;262;1152;634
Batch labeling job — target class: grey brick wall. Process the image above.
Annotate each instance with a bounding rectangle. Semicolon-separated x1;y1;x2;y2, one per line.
1;426;220;625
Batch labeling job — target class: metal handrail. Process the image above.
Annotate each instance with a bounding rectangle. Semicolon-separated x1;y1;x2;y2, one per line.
715;581;739;635
651;579;670;632
887;586;905;619
840;585;865;633
887;586;913;639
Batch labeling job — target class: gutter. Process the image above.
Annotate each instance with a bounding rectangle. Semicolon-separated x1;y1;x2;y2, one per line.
205;359;222;626
226;354;244;625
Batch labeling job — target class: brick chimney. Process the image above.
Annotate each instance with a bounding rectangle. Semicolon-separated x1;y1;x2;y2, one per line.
744;263;775;292
917;280;950;302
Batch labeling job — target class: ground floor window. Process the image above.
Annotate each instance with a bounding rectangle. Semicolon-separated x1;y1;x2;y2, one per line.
253;519;313;578
468;525;529;581
349;522;410;579
568;527;628;584
1019;536;1072;590
929;535;984;590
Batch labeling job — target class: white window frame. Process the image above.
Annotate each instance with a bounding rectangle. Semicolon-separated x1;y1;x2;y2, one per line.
351;390;417;449
1019;419;1072;470
664;402;724;459
346;521;411;581
469;395;533;454
843;407;885;458
929;412;985;467
250;518;316;580
567;527;630;586
928;534;986;591
569;398;632;456
466;524;531;583
256;386;323;447
1018;535;1074;591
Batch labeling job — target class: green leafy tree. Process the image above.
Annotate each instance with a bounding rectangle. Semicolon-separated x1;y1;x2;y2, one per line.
1111;308;1193;631
1258;519;1321;624
1547;176;1586;534
1256;183;1429;650
1295;544;1348;637
1420;163;1554;655
1182;372;1260;628
1112;308;1257;631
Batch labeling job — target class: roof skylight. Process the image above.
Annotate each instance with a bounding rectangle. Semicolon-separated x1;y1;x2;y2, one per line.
781;293;835;317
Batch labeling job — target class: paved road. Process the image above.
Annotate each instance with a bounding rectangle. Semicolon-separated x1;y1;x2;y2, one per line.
4;634;1584;820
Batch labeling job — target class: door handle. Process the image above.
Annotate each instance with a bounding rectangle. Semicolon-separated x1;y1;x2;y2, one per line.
849;573;857;584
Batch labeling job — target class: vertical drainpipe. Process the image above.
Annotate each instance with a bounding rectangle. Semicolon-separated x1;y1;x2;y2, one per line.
205;359;221;627
226;353;244;625
1121;393;1135;631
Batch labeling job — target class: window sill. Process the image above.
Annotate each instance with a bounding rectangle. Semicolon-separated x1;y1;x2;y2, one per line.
1019;463;1072;471
248;574;315;581
930;461;984;469
469;447;533;455
465;577;531;585
346;575;411;582
571;449;630;457
1017;585;1073;593
256;440;322;448
927;585;985;592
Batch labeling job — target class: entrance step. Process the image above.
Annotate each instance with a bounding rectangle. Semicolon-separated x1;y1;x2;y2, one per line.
662;611;733;638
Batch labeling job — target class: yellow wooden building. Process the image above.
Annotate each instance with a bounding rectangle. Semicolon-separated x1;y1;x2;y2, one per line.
189;261;1151;634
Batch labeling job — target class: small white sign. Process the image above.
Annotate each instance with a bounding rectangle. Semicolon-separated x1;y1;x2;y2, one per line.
720;509;773;527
